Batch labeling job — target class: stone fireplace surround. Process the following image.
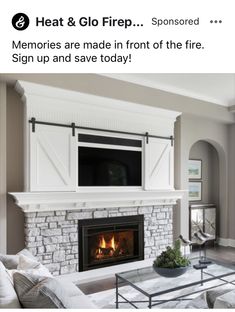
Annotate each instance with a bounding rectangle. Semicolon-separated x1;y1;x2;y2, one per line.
24;205;173;276
10;190;184;276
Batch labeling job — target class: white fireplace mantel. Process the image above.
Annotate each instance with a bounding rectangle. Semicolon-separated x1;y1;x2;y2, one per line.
9;190;186;213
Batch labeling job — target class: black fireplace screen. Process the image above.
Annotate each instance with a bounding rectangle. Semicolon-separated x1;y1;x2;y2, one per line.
78;215;144;271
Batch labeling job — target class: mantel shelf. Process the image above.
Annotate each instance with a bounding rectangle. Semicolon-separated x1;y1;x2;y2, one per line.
9;190;187;213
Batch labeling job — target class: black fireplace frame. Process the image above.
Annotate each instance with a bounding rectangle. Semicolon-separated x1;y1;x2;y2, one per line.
78;215;144;272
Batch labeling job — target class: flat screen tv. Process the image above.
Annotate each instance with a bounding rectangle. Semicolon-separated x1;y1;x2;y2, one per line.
78;147;142;186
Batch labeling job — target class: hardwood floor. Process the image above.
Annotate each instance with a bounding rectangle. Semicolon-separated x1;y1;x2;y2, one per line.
205;246;235;265
78;246;235;295
79;277;116;295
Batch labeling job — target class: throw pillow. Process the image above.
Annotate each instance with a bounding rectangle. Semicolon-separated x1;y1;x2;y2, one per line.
18;254;52;277
0;255;19;270
18;254;43;270
17;248;38;261
0;248;37;270
7;255;52;280
13;272;70;308
0;262;21;308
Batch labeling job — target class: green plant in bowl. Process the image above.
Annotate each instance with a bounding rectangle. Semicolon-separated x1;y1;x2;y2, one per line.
153;240;190;277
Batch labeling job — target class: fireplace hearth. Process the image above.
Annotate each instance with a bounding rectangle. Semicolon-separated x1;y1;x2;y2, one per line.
78;215;144;271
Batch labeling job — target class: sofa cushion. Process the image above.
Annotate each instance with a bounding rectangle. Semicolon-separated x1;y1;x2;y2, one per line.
0;261;21;308
185;292;209;309
206;285;235;308
67;294;97;309
0;249;37;270
61;280;84;297
184;285;235;309
50;279;96;308
13;272;96;309
214;289;235;308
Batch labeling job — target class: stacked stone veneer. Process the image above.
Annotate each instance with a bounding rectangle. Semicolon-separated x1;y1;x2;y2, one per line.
24;205;173;276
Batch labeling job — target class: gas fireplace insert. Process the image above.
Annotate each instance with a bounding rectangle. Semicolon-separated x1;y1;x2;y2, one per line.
78;215;144;271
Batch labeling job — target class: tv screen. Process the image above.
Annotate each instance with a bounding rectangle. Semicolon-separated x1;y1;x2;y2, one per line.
78;147;142;186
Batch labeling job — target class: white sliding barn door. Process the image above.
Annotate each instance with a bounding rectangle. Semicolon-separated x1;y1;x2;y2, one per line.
30;125;76;191
144;138;174;190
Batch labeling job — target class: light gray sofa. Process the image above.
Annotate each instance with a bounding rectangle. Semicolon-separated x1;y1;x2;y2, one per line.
184;286;235;309
0;251;95;309
2;250;235;309
213;290;235;308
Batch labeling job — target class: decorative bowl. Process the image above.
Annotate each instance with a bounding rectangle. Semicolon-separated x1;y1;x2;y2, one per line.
153;265;189;278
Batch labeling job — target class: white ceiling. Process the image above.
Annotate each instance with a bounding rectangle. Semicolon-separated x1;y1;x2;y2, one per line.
102;74;235;107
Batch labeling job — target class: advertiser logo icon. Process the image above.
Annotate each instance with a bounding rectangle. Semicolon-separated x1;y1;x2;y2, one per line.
12;13;30;30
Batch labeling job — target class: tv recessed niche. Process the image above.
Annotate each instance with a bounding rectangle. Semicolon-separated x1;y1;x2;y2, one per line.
78;133;142;187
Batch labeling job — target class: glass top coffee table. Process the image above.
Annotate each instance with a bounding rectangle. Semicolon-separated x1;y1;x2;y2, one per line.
115;259;235;309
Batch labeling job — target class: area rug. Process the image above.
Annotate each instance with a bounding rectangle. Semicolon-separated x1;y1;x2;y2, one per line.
83;264;235;309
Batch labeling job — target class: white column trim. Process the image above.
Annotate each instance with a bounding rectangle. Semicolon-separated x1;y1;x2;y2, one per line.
0;82;7;253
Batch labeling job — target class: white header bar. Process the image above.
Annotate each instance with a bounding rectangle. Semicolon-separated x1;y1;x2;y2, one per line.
0;0;234;72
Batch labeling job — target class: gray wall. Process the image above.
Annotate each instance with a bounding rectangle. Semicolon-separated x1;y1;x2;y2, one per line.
6;86;24;253
0;82;7;253
228;124;235;241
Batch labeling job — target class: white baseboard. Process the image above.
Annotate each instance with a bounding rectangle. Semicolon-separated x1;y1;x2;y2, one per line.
218;237;235;248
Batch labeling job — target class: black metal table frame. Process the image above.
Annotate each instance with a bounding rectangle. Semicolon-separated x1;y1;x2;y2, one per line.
115;268;235;309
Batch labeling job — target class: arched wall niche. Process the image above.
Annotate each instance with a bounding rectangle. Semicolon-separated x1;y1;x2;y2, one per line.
188;140;222;238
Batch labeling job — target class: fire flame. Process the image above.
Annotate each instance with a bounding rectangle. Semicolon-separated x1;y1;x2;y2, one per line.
94;232;130;260
99;235;116;250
